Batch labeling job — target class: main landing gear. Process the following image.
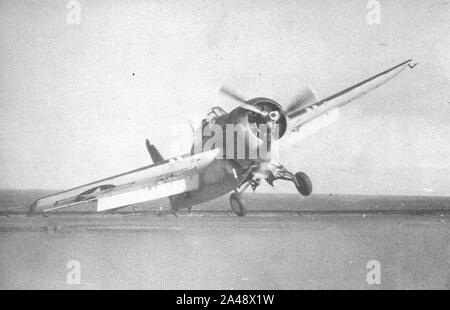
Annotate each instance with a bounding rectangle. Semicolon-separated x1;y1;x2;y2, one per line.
266;164;313;197
230;192;246;217
229;164;259;217
228;164;313;216
294;172;313;196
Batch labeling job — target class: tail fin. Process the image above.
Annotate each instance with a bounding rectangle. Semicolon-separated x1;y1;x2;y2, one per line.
145;139;164;163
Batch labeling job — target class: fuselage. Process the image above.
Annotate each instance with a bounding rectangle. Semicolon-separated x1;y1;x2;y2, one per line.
171;100;284;210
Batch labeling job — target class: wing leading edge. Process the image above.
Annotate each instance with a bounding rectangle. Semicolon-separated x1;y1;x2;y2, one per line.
287;59;417;132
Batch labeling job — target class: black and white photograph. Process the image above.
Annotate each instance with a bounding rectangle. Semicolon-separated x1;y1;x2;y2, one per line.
0;0;449;293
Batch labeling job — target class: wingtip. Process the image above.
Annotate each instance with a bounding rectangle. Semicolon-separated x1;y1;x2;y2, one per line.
408;61;419;69
402;59;419;68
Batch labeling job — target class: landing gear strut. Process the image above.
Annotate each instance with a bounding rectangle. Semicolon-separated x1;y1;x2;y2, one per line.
267;163;313;197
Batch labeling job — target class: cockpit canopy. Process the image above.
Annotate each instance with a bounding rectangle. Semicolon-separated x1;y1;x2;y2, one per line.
206;106;227;122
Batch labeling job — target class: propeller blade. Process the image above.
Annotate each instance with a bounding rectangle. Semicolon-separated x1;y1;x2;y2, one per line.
286;85;318;114
219;86;268;116
267;124;272;153
266;120;282;152
219;86;247;103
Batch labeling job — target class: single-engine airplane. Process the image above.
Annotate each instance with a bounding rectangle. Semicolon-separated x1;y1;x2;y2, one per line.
30;59;417;216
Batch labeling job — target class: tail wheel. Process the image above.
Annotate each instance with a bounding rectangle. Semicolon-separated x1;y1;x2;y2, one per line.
294;172;313;196
230;192;247;217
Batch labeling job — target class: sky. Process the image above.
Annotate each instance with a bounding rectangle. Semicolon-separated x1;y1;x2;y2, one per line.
0;0;449;195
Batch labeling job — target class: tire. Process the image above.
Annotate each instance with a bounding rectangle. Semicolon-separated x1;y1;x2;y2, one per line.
230;192;247;217
295;172;313;196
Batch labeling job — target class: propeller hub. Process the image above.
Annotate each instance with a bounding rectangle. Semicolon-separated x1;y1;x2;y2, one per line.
269;111;280;122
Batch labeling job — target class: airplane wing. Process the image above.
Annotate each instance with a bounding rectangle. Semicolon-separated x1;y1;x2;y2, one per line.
29;149;219;213
286;59;417;132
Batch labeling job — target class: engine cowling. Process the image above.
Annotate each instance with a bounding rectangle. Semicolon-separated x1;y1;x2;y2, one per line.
243;97;287;140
